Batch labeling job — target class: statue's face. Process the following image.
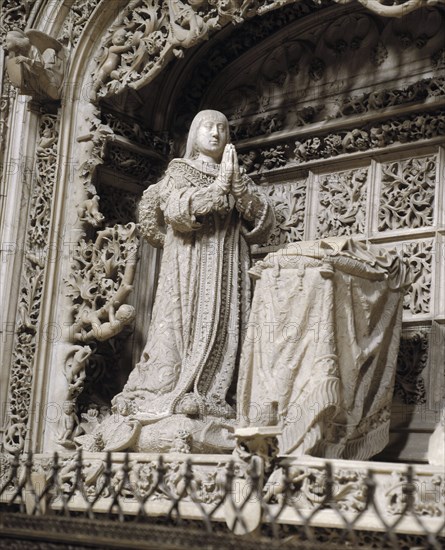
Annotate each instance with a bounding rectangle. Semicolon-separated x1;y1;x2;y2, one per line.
195;116;228;161
112;29;127;45
5;33;20;51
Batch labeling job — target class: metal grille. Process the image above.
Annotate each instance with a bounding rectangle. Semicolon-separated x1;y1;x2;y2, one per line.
0;451;444;549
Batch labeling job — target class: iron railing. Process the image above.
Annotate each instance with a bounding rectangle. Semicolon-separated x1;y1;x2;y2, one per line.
0;450;444;549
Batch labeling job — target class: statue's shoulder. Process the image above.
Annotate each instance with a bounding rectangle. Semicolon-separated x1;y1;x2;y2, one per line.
166;158;199;177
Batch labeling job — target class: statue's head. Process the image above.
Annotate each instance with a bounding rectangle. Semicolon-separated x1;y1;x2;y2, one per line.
116;304;136;323
111;28;127;46
63;401;75;415
184;110;230;162
5;30;31;55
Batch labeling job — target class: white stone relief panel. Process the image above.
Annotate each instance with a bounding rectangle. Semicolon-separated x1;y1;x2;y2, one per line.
257;178;307;248
316;168;368;238
378;156;436;232
399;240;434;316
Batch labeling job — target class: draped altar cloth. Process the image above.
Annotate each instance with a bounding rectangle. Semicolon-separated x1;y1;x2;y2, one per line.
237;238;410;460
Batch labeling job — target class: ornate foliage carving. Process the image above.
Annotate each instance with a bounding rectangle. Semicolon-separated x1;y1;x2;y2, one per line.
266;466;368;512
204;6;445;142
87;1;443;102
106;142;161;181
96;183;140;225
379;156;436;231
316;168;368;238
395;330;429;405
58;0;102;46
294;111;445;166
238;110;445;174
400;240;433;315
385;471;444;517
3;114;59;454
60;223;139;447
102;112;171;154
257;179;306;248
66;223;138;345
90;1;324;101
0;1;36;39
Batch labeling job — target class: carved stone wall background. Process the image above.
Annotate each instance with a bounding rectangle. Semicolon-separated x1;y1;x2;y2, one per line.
1;0;444;460
191;5;445;460
3;113;60;453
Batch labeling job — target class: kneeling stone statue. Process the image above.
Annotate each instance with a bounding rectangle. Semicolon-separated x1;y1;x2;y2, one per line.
77;110;274;453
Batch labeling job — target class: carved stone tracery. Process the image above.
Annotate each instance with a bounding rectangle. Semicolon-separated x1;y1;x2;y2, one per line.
258;179;307;248
3;113;59;454
400;240;433;315
379;155;436;231
1;0;444;463
316;168;368;238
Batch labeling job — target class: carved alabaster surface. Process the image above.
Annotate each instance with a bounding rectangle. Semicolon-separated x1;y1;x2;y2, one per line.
204;6;445;136
316;168;368;238
3;29;66;100
238;238;410;460
378;156;436;232
2;114;60;454
86;0;443;103
75;110;274;454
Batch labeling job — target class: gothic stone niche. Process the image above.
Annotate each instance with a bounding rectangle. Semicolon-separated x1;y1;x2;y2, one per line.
4;0;439;463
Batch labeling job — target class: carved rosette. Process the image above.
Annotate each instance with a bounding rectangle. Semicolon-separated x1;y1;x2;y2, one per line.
3;113;59;454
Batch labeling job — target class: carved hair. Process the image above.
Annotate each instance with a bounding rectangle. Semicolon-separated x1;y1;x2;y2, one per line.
6;30;31;55
184;109;230;160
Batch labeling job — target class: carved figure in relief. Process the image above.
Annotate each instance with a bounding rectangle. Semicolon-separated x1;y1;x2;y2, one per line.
57;401;81;447
168;0;219;57
78;110;273;453
90;28;139;100
77;194;105;227
74;304;136;343
4;29;65;100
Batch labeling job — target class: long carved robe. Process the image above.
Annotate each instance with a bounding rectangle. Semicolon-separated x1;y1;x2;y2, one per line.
122;159;273;421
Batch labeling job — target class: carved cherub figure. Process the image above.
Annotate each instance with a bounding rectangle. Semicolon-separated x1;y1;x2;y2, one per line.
90;28;138;100
4;29;65;100
74;303;136;343
58;401;81;448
